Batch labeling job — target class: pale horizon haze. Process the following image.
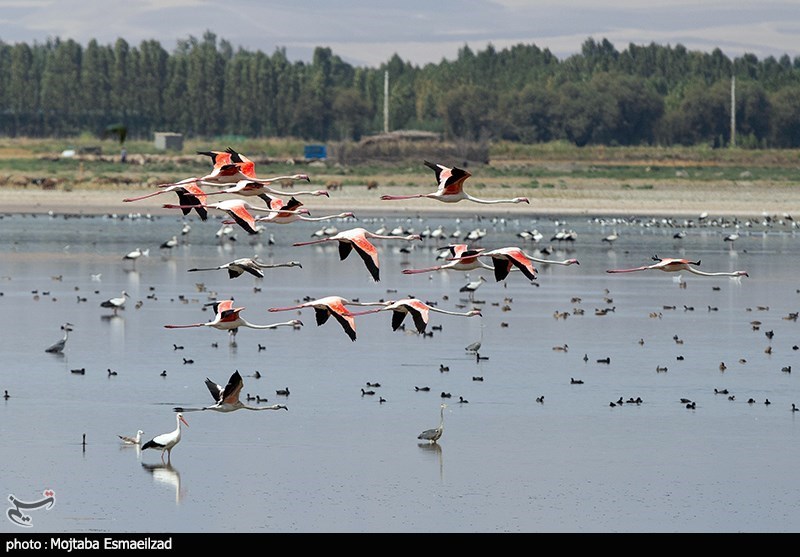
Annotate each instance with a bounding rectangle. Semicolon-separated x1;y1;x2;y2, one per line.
1;0;799;67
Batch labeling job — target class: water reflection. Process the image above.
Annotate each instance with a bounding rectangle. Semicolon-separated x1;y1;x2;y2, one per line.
141;462;184;504
417;442;443;480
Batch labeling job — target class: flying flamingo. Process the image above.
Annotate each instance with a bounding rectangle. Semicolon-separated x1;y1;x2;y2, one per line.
142;413;189;464
173;370;288;413
187;257;302;279
351;298;482;334
162;148;308;188
251;210;355;226
450;245;578;282
268;295;388;341
606;256;749;278
292;227;422;281
158;147;257;187
402;244;494;275
162;199;306;235
123;181;209;220
164;300;303;345
196;147;238;168
449;247;539;282
220;194;353;225
380;160;529;205
200;178;327;204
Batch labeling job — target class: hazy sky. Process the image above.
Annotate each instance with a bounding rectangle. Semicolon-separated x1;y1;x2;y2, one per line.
2;0;799;67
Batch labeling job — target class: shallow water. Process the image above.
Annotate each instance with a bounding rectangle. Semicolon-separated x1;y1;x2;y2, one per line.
1;209;798;533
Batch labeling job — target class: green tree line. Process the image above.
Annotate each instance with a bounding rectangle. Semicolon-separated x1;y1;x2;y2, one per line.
1;32;800;147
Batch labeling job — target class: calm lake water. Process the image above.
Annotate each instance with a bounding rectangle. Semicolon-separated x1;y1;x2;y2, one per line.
1;206;798;533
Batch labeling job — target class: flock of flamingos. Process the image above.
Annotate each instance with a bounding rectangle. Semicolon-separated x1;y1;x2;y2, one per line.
108;147;752;462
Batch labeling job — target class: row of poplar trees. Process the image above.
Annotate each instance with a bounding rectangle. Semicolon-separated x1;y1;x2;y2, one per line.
1;32;799;147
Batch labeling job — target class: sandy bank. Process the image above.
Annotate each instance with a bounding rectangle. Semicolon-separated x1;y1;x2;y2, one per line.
1;178;798;219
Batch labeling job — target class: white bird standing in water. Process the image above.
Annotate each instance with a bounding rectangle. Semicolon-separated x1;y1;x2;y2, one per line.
100;291;129;315
142;413;189;464
160;236;178;250
123;247;149;264
119;430;144;445
459;276;487;300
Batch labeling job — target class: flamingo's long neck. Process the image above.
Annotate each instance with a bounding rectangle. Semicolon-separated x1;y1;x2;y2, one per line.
403;265;443;274
464;194;522;204
123;190;164;202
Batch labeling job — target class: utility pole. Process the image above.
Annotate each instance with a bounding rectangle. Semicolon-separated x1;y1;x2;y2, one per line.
384;70;389;133
730;75;736;148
